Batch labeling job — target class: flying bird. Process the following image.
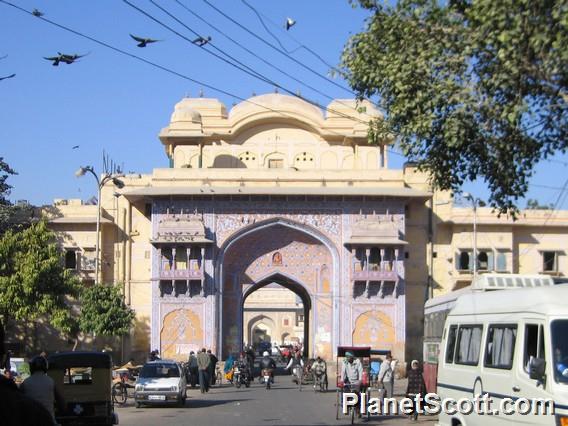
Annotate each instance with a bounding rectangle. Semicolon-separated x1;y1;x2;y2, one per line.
72;145;80;149
32;8;44;17
44;52;88;66
285;17;296;30
192;36;211;47
129;34;160;48
0;73;16;81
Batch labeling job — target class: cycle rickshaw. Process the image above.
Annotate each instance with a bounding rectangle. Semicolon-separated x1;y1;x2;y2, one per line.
335;346;371;424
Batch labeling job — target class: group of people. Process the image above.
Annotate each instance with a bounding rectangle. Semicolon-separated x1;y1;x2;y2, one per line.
0;335;62;426
186;348;219;393
340;351;426;422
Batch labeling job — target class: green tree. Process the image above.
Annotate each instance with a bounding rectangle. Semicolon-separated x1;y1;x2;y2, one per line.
0;158;34;234
526;198;554;210
0;220;80;345
79;285;134;337
342;0;568;212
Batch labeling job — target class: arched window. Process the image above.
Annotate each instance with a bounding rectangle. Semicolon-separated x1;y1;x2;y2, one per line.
459;251;470;270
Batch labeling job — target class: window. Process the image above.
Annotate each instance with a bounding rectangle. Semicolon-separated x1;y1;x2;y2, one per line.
64;367;92;385
496;251;508;271
64;250;77;269
458;251;472;270
524;324;546;373
268;159;284;169
445;325;458;363
81;249;96;271
542;251;558;272
477;251;494;271
456;325;483;365
485;325;517;369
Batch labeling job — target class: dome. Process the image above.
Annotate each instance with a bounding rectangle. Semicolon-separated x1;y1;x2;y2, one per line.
170;99;202;124
229;93;324;129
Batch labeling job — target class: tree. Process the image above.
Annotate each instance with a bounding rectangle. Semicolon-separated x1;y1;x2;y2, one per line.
0;220;79;347
526;198;554;210
0;158;33;234
79;285;134;337
341;0;568;212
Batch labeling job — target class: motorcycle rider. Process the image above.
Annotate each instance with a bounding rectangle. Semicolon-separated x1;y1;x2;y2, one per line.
311;355;327;389
259;351;276;383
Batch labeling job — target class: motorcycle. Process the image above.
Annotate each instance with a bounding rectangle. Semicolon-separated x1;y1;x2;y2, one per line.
262;368;273;390
232;363;250;389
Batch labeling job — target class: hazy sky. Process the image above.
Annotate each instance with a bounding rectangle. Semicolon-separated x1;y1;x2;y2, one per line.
1;0;567;208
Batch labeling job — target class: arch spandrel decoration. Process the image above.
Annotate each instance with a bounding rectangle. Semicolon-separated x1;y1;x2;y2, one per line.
160;308;203;361
352;310;395;350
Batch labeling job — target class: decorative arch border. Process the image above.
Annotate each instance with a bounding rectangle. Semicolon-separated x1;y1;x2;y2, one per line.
215;217;340;357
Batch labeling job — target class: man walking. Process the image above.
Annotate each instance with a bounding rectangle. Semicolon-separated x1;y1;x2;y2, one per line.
197;348;210;393
207;349;218;386
187;351;198;388
378;353;395;398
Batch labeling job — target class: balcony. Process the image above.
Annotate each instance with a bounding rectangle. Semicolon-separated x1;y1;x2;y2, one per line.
157;259;203;280
352;261;399;281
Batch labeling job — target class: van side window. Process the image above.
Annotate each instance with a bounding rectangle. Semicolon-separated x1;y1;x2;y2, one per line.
445;325;458;363
456;325;483;365
484;325;517;369
524;324;546;372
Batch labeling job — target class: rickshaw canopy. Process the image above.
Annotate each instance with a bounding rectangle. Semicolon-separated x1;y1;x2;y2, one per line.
336;346;371;358
48;351;113;369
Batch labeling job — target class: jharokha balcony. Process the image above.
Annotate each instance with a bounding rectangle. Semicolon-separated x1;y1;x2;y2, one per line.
352;260;399;282
159;258;204;280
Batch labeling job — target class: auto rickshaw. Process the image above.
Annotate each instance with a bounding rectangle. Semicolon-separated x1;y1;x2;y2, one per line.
47;351;118;426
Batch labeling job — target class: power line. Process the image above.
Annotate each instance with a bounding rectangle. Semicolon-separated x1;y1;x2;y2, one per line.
123;0;380;131
240;0;345;78
0;0;394;153
200;0;355;96
122;0;273;86
170;0;371;120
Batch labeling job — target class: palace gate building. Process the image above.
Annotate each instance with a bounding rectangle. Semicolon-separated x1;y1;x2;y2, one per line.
49;93;436;362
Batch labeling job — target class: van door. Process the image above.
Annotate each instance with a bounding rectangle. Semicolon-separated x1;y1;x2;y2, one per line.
481;324;518;425
511;322;553;425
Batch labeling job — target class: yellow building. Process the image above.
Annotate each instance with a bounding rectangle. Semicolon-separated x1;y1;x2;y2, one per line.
43;93;568;363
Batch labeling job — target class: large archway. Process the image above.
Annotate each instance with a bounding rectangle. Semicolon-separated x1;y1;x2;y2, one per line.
217;219;336;359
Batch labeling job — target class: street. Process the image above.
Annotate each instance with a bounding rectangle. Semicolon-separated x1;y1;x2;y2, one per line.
117;376;437;426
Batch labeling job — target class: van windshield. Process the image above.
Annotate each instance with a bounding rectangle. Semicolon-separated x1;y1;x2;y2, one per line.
139;364;180;378
551;320;568;384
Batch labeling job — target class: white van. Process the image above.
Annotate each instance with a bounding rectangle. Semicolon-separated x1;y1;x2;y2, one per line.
436;275;568;426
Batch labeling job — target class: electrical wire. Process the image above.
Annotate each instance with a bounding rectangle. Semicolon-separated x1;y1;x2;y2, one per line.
170;0;373;120
199;0;355;96
124;0;378;130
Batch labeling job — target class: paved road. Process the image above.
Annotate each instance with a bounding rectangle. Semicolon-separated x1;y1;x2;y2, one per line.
117;376;437;426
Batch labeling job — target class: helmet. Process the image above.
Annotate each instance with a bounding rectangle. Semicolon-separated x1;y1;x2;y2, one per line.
263;351;269;357
29;355;48;374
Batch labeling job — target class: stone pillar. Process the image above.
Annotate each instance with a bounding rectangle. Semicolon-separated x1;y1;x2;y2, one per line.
200;246;206;296
172;247;177;271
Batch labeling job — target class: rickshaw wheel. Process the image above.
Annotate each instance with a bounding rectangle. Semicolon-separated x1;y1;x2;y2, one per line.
112;382;127;405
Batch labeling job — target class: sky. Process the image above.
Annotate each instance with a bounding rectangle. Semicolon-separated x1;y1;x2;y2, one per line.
1;0;567;209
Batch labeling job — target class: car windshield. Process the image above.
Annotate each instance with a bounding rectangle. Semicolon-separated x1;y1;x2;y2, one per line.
140;364;179;378
551;320;568;384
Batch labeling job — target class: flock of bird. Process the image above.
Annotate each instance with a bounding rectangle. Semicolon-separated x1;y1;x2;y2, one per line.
1;7;297;81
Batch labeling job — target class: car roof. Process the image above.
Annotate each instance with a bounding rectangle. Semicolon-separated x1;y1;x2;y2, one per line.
144;359;178;365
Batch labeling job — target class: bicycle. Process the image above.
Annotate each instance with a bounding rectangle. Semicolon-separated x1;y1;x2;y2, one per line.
112;371;135;405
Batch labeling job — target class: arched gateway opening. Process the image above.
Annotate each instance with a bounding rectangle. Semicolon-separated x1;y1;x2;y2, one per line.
218;219;336;360
243;273;311;357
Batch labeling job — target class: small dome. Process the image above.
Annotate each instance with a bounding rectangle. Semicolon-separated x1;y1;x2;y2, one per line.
170;99;202;124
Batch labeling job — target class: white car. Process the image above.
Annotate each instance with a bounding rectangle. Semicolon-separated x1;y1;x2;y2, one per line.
134;360;187;407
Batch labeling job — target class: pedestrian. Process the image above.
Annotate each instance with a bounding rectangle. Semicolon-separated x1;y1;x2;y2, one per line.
197;348;210;393
378;353;395;398
207;349;218;386
20;355;64;425
187;351;199;388
406;360;426;421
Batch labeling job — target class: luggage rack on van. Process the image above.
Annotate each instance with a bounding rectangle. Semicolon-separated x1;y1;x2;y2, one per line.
471;273;555;291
